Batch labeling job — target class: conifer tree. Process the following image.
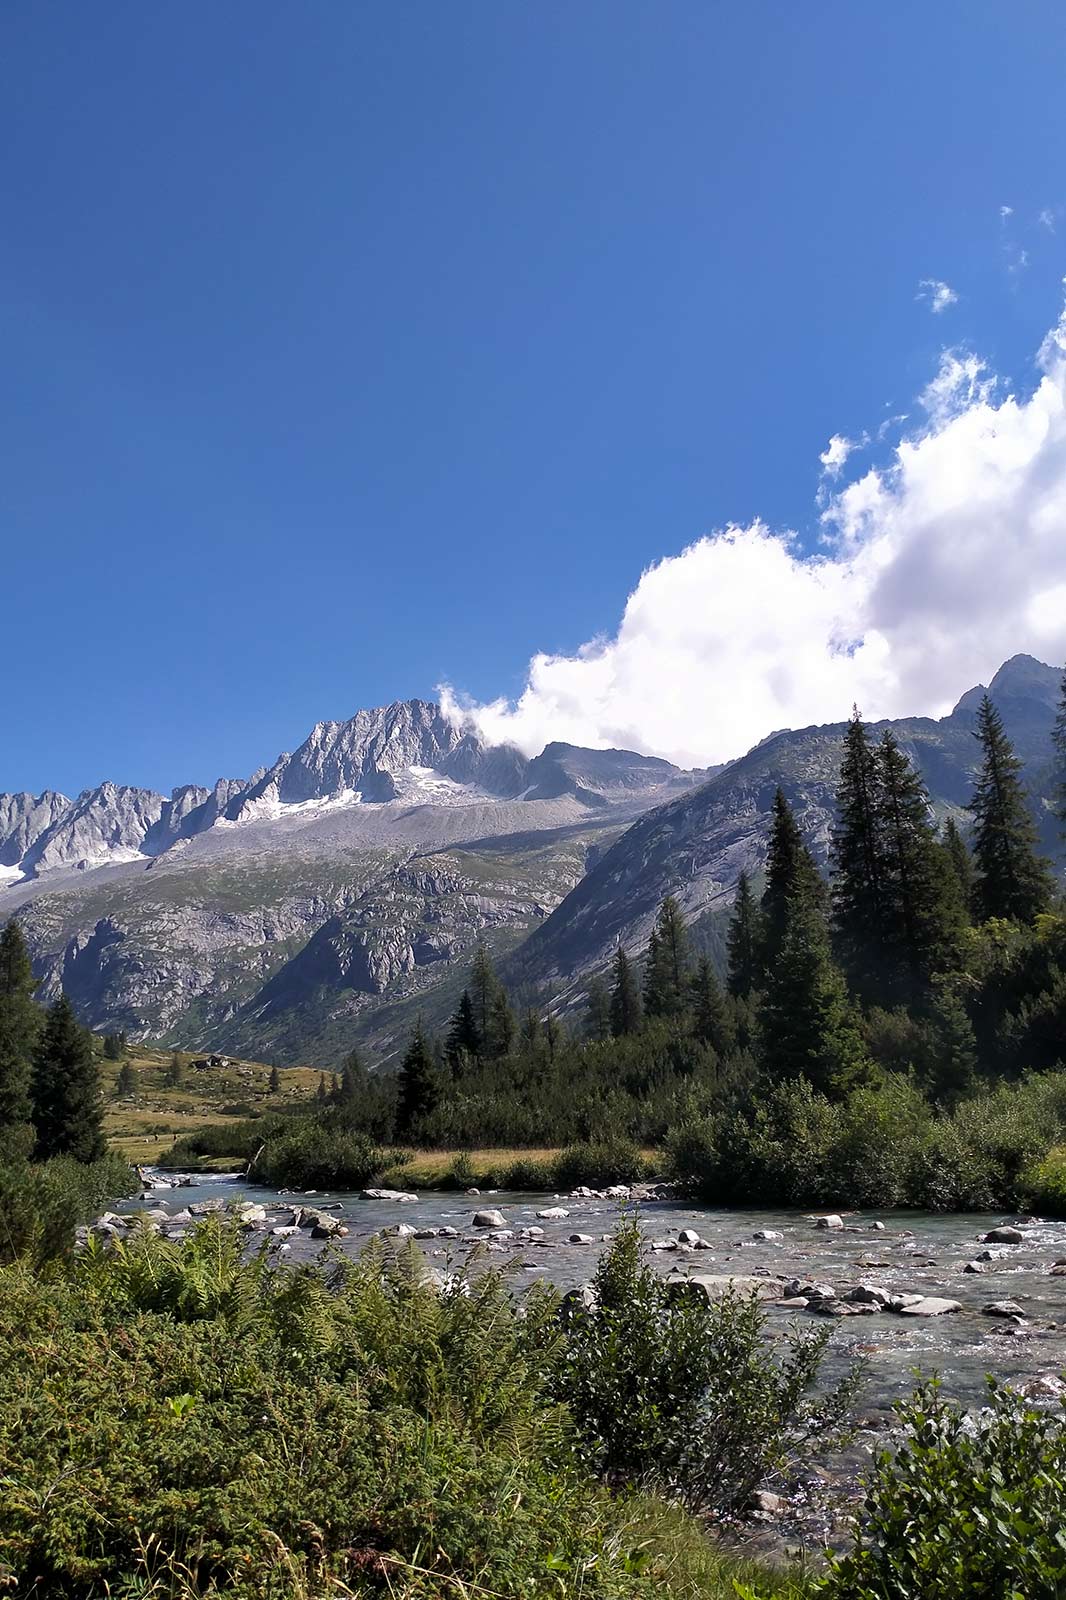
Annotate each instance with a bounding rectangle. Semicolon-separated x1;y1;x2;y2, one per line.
395;1021;440;1140
760;789;823;974
609;947;641;1036
339;1049;366;1103
642;895;690;1017
726;871;761;998
926;983;978;1107
445;990;480;1074
268;1063;280;1093
316;1073;327;1104
469;940;503;1043
115;1061;135;1097
758;895;868;1096
690;954;729;1052
941;816;974;912
831;710;884;990
968;695;1053;923
875;729;963;996
584;975;612;1041
0;920;37;1159
486;988;516;1059
165;1052;183;1087
31;995;105;1162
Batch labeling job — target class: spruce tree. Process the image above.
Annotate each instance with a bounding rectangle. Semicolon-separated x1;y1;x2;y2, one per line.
642;895;690;1017
760;789;823;975
316;1073;328;1104
609;947;641;1036
0;920;37;1160
758;894;868;1096
875;729;963;997
445;990;480;1074
395;1022;440;1140
690;954;730;1052
941;816;974;912
268;1063;281;1093
926;983;978;1107
115;1060;135;1097
31;995;105;1162
165;1051;183;1087
968;694;1053;923
725;871;761;998
485;988;516;1059
831;710;884;991
584;975;612;1041
469;940;503;1043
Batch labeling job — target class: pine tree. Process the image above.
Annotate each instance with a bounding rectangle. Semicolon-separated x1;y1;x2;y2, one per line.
103;1033;125;1061
926;983;978;1107
329;1072;340;1100
968;695;1053;923
445;990;480;1075
758;894;869;1096
395;1022;440;1139
469;940;503;1043
690;954;730;1052
831;710;884;990
115;1060;135;1097
642;895;690;1017
165;1051;183;1087
726;871;762;998
0;920;37;1159
268;1063;280;1093
316;1073;327;1104
875;729;963;996
760;789;824;974
941;816;974;912
609;947;641;1036
485;989;516;1059
1054;668;1066;838
584;975;612;1041
31;995;105;1162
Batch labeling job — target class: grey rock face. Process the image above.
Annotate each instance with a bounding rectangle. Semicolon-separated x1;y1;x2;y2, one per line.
0;791;71;868
22;783;165;877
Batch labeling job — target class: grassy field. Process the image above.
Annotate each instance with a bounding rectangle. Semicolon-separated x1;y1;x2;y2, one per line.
99;1044;322;1164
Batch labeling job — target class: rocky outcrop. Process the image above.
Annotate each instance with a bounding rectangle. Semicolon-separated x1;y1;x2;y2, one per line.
0;791;70;868
22;783;166;877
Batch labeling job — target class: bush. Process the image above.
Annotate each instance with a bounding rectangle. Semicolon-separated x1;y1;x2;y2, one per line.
553;1221;861;1519
1022;1144;1066;1216
0;1151;136;1267
246;1121;389;1189
820;1378;1066;1599
552;1136;649;1191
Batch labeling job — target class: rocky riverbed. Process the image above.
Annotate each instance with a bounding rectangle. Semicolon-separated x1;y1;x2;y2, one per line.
96;1172;1066;1561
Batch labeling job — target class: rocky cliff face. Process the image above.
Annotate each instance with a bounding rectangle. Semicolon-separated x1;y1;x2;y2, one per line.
0;791;70;870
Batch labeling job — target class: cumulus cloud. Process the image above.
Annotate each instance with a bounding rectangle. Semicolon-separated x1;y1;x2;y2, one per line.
1000;205;1014;221
917;278;958;314
819;433;866;479
1039;206;1058;233
442;297;1066;768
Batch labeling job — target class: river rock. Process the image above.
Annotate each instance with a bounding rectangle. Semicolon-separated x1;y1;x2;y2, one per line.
537;1207;569;1219
749;1489;785;1518
437;1225;459;1238
363;1188;418;1202
815;1214;844;1230
1016;1374;1066;1400
567;1233;595;1245
845;1283;892;1306
983;1299;1026;1318
810;1299;876;1317
981;1226;1024;1245
752;1229;783;1242
678;1228;702;1246
668;1273;783;1303
382;1223;418;1238
271;1224;299;1237
472;1209;506;1228
887;1293;925;1311
962;1261;985;1273
869;1221;887;1231
898;1296;962;1317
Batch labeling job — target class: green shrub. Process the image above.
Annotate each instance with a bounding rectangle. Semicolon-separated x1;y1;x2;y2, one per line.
552;1136;649;1190
439;1150;477;1189
495;1155;557;1188
820;1378;1066;1599
0;1151;136;1267
1023;1144;1066;1215
246;1121;389;1189
159;1116;271;1168
554;1221;861;1519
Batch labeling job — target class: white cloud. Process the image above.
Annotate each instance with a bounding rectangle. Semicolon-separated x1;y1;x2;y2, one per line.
443;298;1066;768
1000;205;1014;222
917;279;958;314
1039;206;1058;233
819;433;865;479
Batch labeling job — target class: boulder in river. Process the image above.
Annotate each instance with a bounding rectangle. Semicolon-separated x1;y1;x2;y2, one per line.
752;1229;783;1242
567;1233;595;1245
668;1273;783;1304
897;1296;962;1317
815;1214;844;1230
537;1206;569;1219
363;1188;418;1203
983;1299;1026;1318
472;1209;506;1229
981;1226;1024;1245
845;1283;892;1306
678;1228;702;1246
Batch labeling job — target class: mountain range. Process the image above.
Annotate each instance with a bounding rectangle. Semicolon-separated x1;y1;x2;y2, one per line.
1;656;1062;1065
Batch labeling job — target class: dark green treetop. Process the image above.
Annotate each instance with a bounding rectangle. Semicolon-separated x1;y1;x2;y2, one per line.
31;994;105;1162
609;946;642;1037
725;870;761;998
642;895;691;1018
967;694;1053;923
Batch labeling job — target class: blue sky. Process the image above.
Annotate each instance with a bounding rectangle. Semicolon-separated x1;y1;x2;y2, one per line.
4;3;1066;795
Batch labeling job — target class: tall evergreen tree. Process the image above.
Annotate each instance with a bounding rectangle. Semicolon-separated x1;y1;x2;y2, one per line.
395;1022;440;1140
609;947;642;1036
941;816;974;912
584;975;612;1042
968;694;1053;923
725;871;761;998
926;983;978;1107
115;1061;135;1097
642;895;690;1017
758;894;869;1096
831;710;884;991
760;789;824;974
268;1063;280;1093
690;954;729;1053
875;729;963;996
469;940;503;1043
165;1051;183;1087
445;990;480;1074
0;920;37;1159
485;988;516;1059
31;995;105;1162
